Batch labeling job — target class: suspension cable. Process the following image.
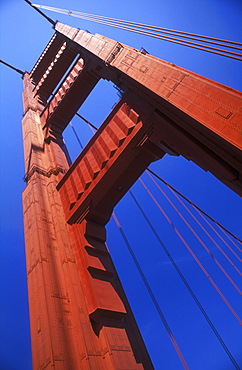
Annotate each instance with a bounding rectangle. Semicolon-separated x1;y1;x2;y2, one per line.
139;177;242;324
73;113;242;247
69;14;242;57
32;4;242;61
147;169;242;245
24;0;56;25
128;190;240;370
173;184;242;273
146;171;242;292
66;12;242;50
70;113;241;367
195;209;242;261
73;112;241;246
218;224;242;254
69;122;84;149
71;16;242;60
49;10;242;58
32;4;242;47
0;59;25;76
75;112;98;131
112;211;190;370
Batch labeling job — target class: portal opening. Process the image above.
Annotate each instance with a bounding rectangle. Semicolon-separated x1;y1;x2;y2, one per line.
63;79;120;162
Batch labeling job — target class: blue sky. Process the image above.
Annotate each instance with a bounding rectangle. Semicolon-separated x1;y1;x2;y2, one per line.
0;1;241;369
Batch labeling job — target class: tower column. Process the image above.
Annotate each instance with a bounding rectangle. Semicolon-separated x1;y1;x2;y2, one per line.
22;74;153;369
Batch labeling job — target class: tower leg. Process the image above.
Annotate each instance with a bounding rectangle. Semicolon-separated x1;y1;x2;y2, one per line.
22;74;153;369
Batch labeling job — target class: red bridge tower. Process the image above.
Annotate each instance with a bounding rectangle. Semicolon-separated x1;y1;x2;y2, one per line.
22;21;242;369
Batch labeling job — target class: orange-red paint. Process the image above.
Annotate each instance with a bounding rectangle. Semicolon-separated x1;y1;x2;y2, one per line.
22;22;242;369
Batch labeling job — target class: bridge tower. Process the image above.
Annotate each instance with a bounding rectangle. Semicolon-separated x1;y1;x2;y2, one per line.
22;21;242;369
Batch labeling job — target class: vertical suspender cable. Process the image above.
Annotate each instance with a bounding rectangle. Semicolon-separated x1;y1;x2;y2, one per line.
195;209;242;258
128;190;240;370
147;169;242;245
65;113;240;368
139;177;242;324
162;180;242;274
112;211;190;370
217;225;242;254
146;171;242;291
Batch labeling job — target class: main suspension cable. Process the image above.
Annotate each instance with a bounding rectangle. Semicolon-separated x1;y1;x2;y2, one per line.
70;13;242;50
32;4;242;46
49;10;242;57
75;16;242;59
32;4;242;61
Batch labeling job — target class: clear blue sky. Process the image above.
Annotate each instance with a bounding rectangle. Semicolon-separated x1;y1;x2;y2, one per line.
0;1;241;369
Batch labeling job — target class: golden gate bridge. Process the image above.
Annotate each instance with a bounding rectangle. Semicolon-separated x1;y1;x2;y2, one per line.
0;1;241;369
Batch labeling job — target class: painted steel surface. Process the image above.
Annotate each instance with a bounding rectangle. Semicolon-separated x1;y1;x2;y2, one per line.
22;21;241;369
